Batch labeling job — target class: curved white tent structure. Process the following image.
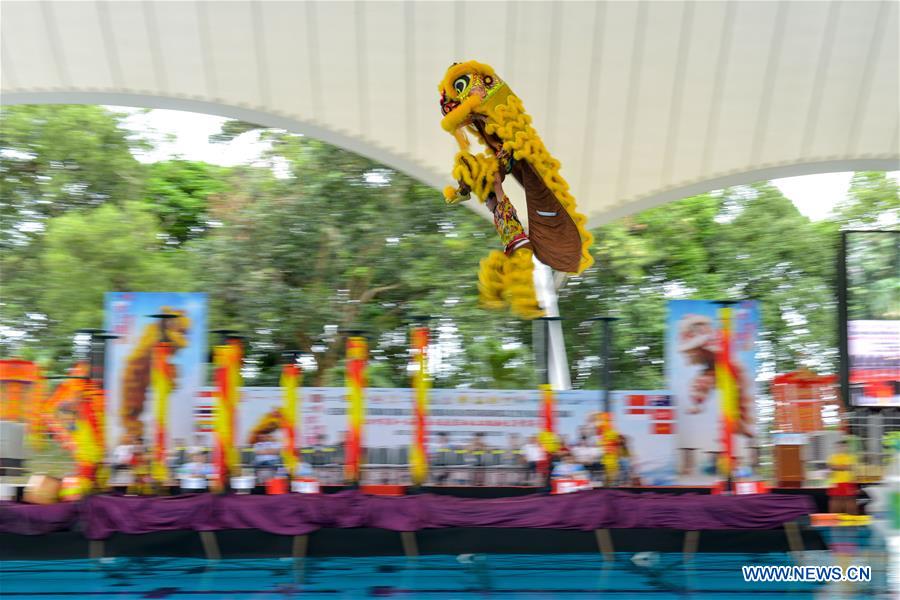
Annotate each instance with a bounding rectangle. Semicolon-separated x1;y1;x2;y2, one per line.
2;0;897;226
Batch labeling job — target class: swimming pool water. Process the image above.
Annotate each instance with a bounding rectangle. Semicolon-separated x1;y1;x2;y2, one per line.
0;552;891;599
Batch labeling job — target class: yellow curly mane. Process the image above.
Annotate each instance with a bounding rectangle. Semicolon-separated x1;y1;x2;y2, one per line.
439;61;594;319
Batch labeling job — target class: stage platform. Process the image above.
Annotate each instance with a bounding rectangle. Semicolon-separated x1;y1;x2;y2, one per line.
320;485;838;513
0;488;826;560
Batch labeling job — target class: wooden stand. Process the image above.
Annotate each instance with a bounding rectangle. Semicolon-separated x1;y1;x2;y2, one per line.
774;444;805;488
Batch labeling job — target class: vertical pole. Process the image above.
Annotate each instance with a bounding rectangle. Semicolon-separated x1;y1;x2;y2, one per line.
149;314;177;488
210;329;243;492
589;317;619;486
409;319;430;488
601;318;613;414
345;334;368;486
532;258;572;389
75;330;109;492
837;232;850;412
281;352;301;477
714;301;740;490
536;317;559;488
212;344;230;492
227;336;243;469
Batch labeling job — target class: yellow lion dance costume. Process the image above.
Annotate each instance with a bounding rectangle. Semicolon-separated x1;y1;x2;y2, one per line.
438;61;593;319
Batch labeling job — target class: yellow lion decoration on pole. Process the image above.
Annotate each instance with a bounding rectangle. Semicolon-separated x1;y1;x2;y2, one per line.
438;61;593;320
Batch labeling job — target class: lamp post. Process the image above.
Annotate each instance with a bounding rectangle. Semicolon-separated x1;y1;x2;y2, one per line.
536;316;562;489
72;329;115;492
408;315;432;490
341;328;369;488
86;331;117;488
586;317;619;413
587;316;619;486
148;314;180;488
713;300;741;492
280;350;302;477
210;329;244;491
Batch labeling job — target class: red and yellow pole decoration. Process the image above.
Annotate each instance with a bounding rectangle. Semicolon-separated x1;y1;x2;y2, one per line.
716;305;740;483
228;338;242;460
596;411;619;484
71;373;103;493
151;342;174;483
345;336;367;484
281;361;300;475
537;384;560;475
43;363;89;454
410;326;430;486
212;342;241;490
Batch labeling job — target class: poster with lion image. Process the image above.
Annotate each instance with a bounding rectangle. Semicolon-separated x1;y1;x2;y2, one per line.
104;292;207;448
666;300;759;483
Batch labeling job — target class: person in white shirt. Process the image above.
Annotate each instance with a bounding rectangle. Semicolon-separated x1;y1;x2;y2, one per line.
111;434;137;472
572;435;602;480
522;435;545;484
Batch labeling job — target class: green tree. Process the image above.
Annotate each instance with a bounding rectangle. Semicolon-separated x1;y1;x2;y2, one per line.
0;105;146;248
142;160;229;245
561;183;839;389
190;135;531;386
37;202;194;365
833;171;900;228
0;105;149;358
3;104;897;393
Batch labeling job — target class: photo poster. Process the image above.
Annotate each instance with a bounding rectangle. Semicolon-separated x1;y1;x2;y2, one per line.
665;300;759;482
201;387;677;483
104;292;207;448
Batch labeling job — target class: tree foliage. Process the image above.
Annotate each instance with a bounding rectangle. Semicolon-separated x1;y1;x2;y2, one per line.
0;105;145;249
1;105;897;389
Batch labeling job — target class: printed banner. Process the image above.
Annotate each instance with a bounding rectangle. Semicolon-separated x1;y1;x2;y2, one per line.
665;300;759;482
194;387;678;484
104;292;207;448
848;320;900;407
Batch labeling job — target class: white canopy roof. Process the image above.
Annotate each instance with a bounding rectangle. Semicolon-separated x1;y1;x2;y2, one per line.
3;1;898;225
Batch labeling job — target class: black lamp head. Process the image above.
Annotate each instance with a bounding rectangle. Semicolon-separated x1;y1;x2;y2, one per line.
282;350;302;363
340;327;369;337
586;315;620;322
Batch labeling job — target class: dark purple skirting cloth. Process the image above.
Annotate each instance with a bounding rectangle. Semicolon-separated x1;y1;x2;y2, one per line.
0;500;80;535
82;493;218;540
2;490;816;540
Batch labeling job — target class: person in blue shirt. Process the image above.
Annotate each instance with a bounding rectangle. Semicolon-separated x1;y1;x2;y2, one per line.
552;451;589;479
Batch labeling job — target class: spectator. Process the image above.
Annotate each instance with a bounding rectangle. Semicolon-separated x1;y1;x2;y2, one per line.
552;451;589;479
188;434;207;457
522;435;544;485
432;432;453;485
467;432;489;486
505;433;526;484
572;435;602;480
618;434;634;486
129;437;154;494
252;432;282;477
112;434;136;473
732;456;753;480
168;438;187;472
827;439;858;514
294;459;315;479
179;451;213;478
